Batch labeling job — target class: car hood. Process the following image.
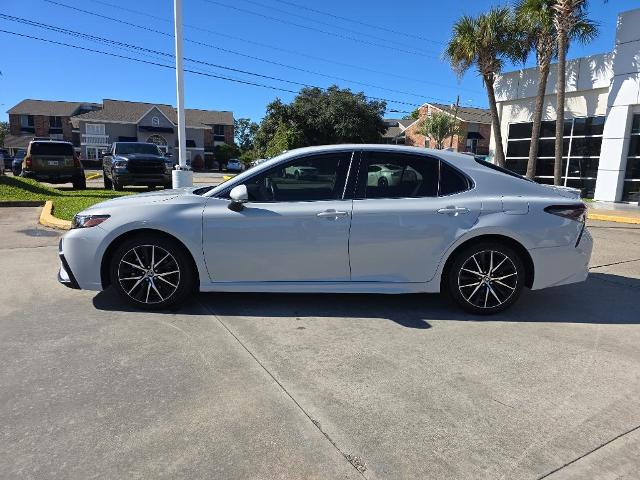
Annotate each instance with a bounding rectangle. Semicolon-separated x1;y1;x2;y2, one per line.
119;153;166;161
81;187;199;213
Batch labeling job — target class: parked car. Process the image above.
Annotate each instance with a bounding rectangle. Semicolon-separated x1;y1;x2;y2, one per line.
102;142;173;191
366;163;421;188
20;140;86;189
226;158;243;172
250;158;268;168
1;148;11;171
58;145;592;315
284;165;318;180
12;150;25;176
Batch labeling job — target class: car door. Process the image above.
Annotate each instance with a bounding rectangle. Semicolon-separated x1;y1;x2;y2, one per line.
349;151;481;283
202;151;354;283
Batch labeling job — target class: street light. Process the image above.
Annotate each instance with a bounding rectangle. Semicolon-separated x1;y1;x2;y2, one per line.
172;0;193;188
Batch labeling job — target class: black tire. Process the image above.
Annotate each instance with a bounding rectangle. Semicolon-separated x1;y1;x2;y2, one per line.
109;233;196;310
103;171;113;190
378;177;389;188
112;174;123;191
446;242;524;315
72;175;87;190
163;182;173;189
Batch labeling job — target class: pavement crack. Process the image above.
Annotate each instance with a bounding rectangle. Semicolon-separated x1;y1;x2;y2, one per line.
199;300;368;479
589;258;640;269
536;424;640;479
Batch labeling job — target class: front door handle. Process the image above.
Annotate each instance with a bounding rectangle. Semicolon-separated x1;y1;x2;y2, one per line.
437;206;470;215
316;210;349;219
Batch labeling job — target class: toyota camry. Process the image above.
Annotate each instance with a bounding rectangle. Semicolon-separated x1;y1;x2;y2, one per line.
58;145;592;314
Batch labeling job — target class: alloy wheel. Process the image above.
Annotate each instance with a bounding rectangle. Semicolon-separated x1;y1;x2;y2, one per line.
117;244;181;304
457;250;518;310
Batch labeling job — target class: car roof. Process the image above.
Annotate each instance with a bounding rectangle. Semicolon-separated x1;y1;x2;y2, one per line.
29;139;73;145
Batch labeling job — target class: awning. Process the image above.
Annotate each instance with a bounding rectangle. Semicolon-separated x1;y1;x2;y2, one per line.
467;131;485;140
138;125;174;133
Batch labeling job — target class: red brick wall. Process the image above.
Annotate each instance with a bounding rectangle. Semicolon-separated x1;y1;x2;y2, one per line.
62;117;74;142
203;129;214;150
33;116;49;137
9;114;21;135
224;124;234;145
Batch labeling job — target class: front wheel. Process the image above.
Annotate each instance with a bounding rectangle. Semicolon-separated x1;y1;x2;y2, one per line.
446;243;524;315
103;171;113;190
72;176;87;190
109;234;196;310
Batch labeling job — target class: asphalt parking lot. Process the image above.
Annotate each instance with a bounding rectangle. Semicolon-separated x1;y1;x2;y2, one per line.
1;207;639;479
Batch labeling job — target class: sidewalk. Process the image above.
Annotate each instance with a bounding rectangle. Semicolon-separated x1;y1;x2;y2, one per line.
588;201;640;224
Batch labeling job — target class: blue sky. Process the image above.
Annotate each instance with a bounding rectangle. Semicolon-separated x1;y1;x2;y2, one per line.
0;0;637;123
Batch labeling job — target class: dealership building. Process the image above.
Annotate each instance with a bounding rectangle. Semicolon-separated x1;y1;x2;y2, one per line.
491;7;640;202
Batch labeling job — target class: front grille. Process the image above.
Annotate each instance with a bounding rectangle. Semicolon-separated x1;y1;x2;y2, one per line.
127;159;165;174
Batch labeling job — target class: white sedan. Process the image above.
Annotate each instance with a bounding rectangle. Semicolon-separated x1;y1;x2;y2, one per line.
58;145;592;314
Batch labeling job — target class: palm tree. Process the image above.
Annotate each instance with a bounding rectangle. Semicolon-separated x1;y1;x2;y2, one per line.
419;110;461;150
516;0;597;180
445;8;523;167
551;0;600;185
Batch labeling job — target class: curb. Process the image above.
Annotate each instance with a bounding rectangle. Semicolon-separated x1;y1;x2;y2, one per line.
85;172;102;181
39;200;71;230
587;212;640;225
0;200;46;207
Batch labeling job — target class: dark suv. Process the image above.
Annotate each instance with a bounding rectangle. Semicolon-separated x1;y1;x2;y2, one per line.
103;142;173;191
20;140;86;189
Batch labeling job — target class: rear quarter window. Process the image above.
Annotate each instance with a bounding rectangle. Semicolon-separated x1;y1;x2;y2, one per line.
30;143;74;156
439;162;471;196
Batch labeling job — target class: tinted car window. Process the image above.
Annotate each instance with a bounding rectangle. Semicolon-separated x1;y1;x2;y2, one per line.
30;142;74;156
242;152;352;202
357;152;439;199
439;162;471;195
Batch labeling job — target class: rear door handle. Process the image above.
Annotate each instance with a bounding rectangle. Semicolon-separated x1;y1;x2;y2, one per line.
437;206;470;215
317;210;349;219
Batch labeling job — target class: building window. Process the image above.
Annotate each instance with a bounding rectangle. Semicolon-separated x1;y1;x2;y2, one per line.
622;114;640;202
20;115;34;129
147;134;168;153
505;116;605;198
152;116;160;126
213;124;225;142
49;116;63;128
86;123;106;135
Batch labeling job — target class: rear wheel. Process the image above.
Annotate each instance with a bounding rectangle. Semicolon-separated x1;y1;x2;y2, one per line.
446;243;524;315
109;234;196;310
72;175;87;190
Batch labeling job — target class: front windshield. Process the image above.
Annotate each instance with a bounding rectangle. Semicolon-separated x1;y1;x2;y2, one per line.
116;143;161;155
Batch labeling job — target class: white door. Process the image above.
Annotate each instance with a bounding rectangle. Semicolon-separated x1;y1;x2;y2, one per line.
349;152;481;283
202;151;354;282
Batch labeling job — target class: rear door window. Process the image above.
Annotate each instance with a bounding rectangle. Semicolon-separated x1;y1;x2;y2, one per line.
30;143;74;156
439;162;471;196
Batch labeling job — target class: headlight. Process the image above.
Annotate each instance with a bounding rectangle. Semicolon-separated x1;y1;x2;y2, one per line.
71;214;110;229
114;158;128;168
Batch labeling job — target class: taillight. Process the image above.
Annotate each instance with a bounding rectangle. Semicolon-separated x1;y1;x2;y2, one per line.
25;155;32;168
544;203;587;222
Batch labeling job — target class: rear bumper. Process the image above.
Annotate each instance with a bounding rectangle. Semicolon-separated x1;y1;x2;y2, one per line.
530;228;593;290
23;170;82;183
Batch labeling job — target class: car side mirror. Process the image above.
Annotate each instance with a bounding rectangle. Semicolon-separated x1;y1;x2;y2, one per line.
228;184;248;211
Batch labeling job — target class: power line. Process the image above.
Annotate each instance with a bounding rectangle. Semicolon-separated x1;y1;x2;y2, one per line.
42;1;457;103
0;27;423;107
271;0;445;45
200;0;436;58
235;0;440;53
51;0;481;95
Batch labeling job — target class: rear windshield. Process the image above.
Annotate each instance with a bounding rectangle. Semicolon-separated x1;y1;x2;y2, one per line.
116;143;161;155
475;158;533;182
30;142;74;156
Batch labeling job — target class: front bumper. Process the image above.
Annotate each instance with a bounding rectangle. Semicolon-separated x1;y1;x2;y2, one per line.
113;172;171;186
58;239;80;289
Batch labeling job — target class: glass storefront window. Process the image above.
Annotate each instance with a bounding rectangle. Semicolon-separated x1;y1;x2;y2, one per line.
623;114;640;202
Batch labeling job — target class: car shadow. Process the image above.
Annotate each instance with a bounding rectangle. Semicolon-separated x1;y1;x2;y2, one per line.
92;272;639;328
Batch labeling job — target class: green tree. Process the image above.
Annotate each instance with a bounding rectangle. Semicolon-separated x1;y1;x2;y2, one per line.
0;121;8;147
214;143;240;168
551;0;601;185
265;123;301;158
419;111;462;150
254;86;386;157
234;118;259;151
405;108;421;120
516;0;597;180
445;7;524;167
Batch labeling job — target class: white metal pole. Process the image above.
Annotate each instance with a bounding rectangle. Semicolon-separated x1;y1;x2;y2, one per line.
172;0;193;188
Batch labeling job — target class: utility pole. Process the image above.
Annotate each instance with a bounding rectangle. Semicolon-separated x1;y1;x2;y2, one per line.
449;95;460;149
172;0;193;188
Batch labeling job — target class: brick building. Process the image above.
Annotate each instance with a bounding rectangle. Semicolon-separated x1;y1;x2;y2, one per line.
402;103;492;156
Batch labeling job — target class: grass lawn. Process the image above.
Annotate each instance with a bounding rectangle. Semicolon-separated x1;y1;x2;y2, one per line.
0;176;133;221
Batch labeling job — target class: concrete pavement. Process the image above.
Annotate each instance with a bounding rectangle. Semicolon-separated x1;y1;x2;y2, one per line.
0;208;639;479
